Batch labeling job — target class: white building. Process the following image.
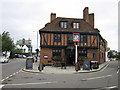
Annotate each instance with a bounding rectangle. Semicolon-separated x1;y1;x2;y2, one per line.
16;38;32;53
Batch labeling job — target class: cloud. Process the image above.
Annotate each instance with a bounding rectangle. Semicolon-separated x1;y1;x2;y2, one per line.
0;0;119;52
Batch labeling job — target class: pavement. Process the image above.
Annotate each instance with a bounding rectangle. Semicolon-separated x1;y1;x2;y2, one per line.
22;60;110;74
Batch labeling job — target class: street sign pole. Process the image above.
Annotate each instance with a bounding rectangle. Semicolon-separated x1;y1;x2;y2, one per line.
75;44;77;64
73;33;80;71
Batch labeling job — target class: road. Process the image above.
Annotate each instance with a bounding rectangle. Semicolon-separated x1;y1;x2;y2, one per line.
1;58;26;81
1;60;119;90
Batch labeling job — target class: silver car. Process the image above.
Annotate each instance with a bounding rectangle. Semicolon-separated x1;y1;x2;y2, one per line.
0;56;9;63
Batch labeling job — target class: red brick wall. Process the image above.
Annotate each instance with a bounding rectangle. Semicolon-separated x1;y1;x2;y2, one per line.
40;48;53;65
87;49;99;61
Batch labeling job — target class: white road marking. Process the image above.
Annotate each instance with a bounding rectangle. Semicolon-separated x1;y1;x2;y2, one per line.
0;85;5;88
1;79;5;82
10;75;13;77
4;81;57;86
82;75;112;81
1;69;22;82
103;86;117;89
107;86;117;89
117;69;119;74
92;86;118;90
12;73;16;76
5;77;9;80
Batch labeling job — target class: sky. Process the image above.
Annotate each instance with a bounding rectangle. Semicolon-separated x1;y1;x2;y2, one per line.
0;0;119;52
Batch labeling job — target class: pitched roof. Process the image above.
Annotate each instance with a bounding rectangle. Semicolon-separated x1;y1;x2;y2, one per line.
40;17;99;33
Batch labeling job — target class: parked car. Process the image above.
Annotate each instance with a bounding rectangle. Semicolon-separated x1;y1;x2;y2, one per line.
0;56;9;63
22;55;26;58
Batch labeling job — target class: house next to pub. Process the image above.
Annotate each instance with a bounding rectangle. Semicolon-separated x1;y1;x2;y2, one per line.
39;7;107;66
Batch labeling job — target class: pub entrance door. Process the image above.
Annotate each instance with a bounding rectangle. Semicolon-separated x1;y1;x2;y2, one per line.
65;48;75;66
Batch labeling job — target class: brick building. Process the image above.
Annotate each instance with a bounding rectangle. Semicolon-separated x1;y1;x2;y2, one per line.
39;7;107;66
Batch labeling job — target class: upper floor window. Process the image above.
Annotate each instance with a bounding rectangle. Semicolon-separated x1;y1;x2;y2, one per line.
73;22;80;29
80;35;87;43
54;34;61;42
67;34;74;45
60;21;67;28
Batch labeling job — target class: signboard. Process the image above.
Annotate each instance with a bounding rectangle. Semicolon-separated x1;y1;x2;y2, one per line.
44;56;48;59
73;33;80;42
26;57;33;69
83;60;90;70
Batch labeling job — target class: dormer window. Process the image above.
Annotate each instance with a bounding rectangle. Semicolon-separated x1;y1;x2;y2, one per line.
60;21;67;28
73;22;80;29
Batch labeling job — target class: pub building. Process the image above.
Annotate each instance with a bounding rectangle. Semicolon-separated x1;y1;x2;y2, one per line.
39;7;107;66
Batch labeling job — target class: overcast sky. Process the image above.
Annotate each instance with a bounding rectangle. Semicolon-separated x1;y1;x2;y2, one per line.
0;0;119;52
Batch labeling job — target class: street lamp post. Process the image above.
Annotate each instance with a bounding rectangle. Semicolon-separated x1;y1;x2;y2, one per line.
33;31;39;62
33;31;38;50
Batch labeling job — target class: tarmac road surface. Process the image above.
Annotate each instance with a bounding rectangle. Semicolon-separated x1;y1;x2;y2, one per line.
0;60;119;89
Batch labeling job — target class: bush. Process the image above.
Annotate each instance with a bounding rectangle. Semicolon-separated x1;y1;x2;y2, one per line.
78;56;88;61
51;56;62;61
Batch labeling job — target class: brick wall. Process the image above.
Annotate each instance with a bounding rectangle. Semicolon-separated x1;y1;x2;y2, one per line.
40;48;53;65
87;49;99;61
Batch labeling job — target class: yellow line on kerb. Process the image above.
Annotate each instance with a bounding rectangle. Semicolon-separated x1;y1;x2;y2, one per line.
86;62;110;74
21;63;110;74
74;62;110;74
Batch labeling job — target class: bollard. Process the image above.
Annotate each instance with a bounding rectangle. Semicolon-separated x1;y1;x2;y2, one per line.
75;64;79;72
38;63;44;72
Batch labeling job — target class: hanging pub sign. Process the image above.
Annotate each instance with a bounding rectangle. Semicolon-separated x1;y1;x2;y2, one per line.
73;33;80;42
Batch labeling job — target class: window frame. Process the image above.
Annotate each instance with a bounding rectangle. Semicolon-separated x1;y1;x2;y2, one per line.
60;21;68;28
54;34;61;42
52;49;61;57
80;35;87;43
78;49;87;57
72;22;80;29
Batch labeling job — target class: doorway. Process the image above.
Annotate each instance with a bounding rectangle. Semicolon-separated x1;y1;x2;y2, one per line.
65;49;75;66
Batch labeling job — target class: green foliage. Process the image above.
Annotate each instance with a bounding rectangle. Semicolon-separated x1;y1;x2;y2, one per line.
2;31;15;52
13;48;22;54
108;51;117;58
116;52;120;60
51;56;62;61
78;56;88;61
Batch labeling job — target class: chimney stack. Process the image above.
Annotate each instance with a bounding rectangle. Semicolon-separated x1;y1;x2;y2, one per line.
83;7;89;23
50;13;56;22
83;7;94;28
89;13;94;27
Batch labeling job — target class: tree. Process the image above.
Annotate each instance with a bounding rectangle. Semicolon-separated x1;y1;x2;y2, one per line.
2;31;15;54
116;52;120;60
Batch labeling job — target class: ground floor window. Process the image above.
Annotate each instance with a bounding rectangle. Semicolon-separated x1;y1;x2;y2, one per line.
78;49;87;57
52;49;61;57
